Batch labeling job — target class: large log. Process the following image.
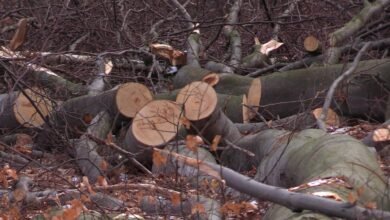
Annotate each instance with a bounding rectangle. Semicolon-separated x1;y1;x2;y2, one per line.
178;82;390;218
173;59;390;120
52;82;152;132
0;88;52;129
156;88;248;123
123;100;181;165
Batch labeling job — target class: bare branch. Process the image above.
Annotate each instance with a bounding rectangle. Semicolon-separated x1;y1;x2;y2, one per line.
317;43;371;130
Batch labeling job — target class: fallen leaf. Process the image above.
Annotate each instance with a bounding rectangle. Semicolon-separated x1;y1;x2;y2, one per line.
186;135;203;152
180;116;191;129
210;135;221;152
220;201;242;215
63;199;83;220
356;186;365;197
364;201;377;209
347;192;357;204
170;192;181;206
8;18;28;51
96;176;108;187
191;203;206;215
153;150;167;167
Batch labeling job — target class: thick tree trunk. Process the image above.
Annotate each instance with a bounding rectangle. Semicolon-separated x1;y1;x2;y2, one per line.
173;59;390;120
0;88;52;129
178;81;390;218
52;82;152;133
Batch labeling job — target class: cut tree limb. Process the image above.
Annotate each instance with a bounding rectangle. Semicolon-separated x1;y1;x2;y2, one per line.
52;82;152;132
0;88;52;129
123;100;181;164
155;88;251;123
304;35;322;54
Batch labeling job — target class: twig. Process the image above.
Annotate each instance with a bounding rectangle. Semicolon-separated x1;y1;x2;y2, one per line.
317;43;371;130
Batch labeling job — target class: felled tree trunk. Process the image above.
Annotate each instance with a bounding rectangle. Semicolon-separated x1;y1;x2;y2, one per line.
177;81;390;218
123;100;181;165
0;88;52;129
155;89;247;123
173;59;390;120
52;82;152;133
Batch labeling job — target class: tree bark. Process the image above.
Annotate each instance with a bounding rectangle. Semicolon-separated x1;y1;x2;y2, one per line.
174;59;390;120
52;82;152;133
178;82;390;218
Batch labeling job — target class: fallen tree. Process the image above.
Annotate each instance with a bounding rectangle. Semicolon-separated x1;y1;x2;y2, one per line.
173;81;390;218
173;59;390;120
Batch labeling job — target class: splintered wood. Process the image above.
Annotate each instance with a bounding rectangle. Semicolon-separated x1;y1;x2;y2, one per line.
176;81;217;121
131;100;181;146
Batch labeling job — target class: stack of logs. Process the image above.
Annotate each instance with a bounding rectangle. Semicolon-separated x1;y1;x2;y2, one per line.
1;58;390;218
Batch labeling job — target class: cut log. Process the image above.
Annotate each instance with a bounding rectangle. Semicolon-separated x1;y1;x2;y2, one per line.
176;81;217;121
304;35;322;53
155;88;249;123
123;100;181;164
174;59;390;120
180;84;390;218
53;82;152;132
175;78;260;122
0;88;52;129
